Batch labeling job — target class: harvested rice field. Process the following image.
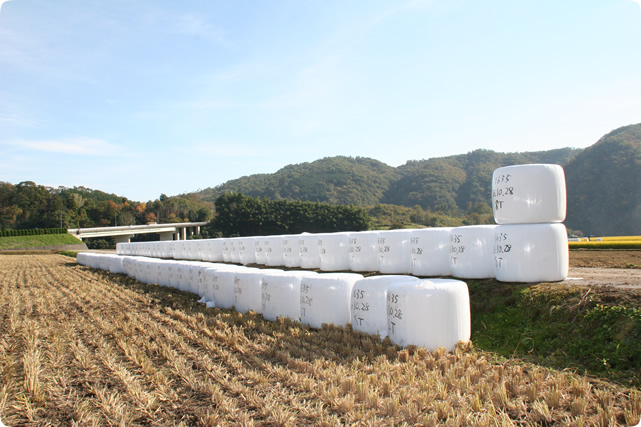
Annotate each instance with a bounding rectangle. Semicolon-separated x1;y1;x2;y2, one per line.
0;254;639;426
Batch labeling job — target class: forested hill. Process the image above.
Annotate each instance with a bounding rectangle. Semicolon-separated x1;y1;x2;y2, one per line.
565;123;641;236
197;148;582;214
197;156;400;206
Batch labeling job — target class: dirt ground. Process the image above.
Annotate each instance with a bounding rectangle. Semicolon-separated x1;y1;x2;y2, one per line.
565;250;641;288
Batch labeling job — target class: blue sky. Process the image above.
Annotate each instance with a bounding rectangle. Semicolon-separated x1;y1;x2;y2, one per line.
1;0;640;202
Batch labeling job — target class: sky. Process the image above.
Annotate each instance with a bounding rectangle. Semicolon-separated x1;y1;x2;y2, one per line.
1;0;640;202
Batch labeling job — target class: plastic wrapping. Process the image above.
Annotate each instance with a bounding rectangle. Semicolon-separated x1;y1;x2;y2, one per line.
254;237;267;265
261;270;318;321
493;223;569;282
264;235;285;267
282;235;301;268
238;237;257;265
300;273;364;328
492;164;567;224
377;229;414;274
449;225;497;279
234;268;282;314
348;230;380;272
410;227;453;277
350;275;419;338
386;279;471;351
317;232;351;271
299;233;320;269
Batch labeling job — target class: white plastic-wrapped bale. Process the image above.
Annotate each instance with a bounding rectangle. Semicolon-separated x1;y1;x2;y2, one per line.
264;235;285;267
234;268;283;314
300;273;364;329
122;256;138;278
261;270;318;322
492;164;567;224
229;238;241;264
146;259;161;284
410;227;453;277
115;243;125;255
172;241;184;260
156;260;170;287
449;225;497;279
187;262;211;296
254;237;267;265
109;256;126;274
282;235;301;268
186;241;200;260
210;265;248;309
377;229;414;274
202;264;234;304
221;239;232;263
166;261;182;289
238;237;257;265
350;275;419;338
202;239;224;262
494;223;569;282
348;230;380;272
76;252;89;266
149;243;161;259
176;262;192;291
386;279;471;351
299;233;320;269
317;232;351;271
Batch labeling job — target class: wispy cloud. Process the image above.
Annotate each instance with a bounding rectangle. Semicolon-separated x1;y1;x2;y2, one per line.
6;138;123;155
633;0;641;11
171;14;229;46
190;141;270;158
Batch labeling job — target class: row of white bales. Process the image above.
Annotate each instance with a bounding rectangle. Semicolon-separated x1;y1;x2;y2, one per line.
78;251;471;351
78;163;569;351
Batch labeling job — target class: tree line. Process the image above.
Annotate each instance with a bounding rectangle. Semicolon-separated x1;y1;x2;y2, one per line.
0;181;214;231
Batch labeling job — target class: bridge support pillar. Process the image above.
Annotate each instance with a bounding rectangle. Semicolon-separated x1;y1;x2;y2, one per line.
180;227;186;240
114;235;133;244
159;232;174;241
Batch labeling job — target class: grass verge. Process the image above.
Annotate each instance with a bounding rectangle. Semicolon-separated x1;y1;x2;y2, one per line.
0;233;83;250
469;280;641;387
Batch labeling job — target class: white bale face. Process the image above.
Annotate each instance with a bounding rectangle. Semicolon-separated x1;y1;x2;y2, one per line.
187;263;209;295
492;164;567;224
150;243;162;259
121;256;137;277
348;231;380;272
166;262;180;288
351;275;419;338
228;238;240;263
449;225;497;279
176;262;193;291
261;271;317;322
202;239;223;262
318;232;351;271
264;236;285;267
238;237;257;265
109;256;126;274
170;241;181;259
98;254;113;271
299;234;320;269
493;223;569;282
300;273;364;329
201;264;232;303
146;260;160;284
410;228;454;277
221;239;232;263
232;267;271;313
386;279;471;351
156;261;170;286
211;267;246;309
282;235;301;268
377;229;414;274
254;238;267;265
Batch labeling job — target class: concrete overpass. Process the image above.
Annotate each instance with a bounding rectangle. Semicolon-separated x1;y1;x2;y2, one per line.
68;222;209;244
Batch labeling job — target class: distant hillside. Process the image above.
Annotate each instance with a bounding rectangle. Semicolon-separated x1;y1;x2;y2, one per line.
197;148;582;215
565;123;641;236
198;156;400;206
